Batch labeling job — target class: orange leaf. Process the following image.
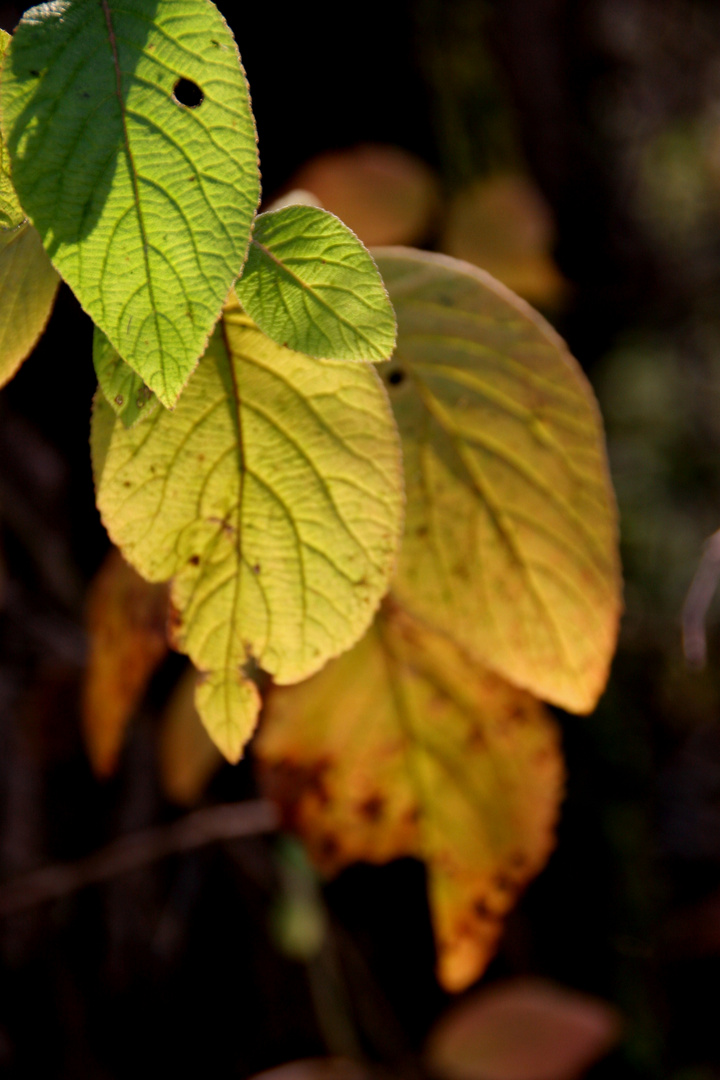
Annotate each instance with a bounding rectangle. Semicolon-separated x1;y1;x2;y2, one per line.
256;601;564;992
426;977;622;1080
82;547;169;777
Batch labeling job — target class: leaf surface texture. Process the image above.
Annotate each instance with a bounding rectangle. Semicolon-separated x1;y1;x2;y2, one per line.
376;248;621;713
92;303;404;760
2;0;260;406
257;601;563;991
237;205;396;362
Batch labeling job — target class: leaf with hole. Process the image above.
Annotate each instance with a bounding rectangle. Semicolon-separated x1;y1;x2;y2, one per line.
91;300;404;761
376;248;621;714
1;0;260;407
257;600;563;992
236;204;396;362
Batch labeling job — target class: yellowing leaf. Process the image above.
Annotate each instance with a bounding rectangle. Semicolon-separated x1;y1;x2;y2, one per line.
375;249;621;714
92;302;404;762
82;547;169;777
426;977;622;1080
93;328;158;429
158;666;222;805
257;601;564;992
0;221;60;389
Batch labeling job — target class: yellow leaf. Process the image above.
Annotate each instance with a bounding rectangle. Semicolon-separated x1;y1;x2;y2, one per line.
375;248;621;714
82;548;169;777
158;666;223;805
0;222;59;389
92;302;404;762
257;601;564;992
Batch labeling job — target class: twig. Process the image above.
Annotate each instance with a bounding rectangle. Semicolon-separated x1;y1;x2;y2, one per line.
0;799;279;917
682;529;720;668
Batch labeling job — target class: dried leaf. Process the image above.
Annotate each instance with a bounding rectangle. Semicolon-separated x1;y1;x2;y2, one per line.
82;548;169;777
257;601;564;992
426;977;622;1080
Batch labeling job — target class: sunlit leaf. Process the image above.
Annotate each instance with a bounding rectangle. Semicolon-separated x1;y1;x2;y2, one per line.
82;547;169;777
1;0;260;407
376;248;621;714
237;205;396;362
0;30;24;231
426;977;622;1080
158;666;222;805
290;144;442;247
92;301;404;762
257;600;563;992
93;328;158;429
0;221;60;389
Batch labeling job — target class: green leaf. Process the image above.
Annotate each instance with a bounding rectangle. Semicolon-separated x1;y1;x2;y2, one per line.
0;30;24;231
1;0;260;407
93;328;158;428
0;221;60;389
236;205;396;362
91;301;404;761
375;248;621;714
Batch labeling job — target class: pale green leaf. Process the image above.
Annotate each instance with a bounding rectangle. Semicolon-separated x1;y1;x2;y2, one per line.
92;302;404;761
93;328;158;428
236;205;396;362
0;221;60;388
2;0;260;407
0;30;24;230
375;248;621;714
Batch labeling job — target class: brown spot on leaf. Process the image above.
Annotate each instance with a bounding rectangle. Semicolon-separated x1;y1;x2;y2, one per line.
360;794;385;821
188;555;200;566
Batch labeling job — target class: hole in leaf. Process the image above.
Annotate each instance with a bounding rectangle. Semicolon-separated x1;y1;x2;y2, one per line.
387;368;406;386
173;78;204;108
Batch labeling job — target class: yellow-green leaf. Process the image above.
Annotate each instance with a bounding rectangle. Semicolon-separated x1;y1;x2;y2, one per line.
0;221;59;389
93;328;158;429
375;248;621;714
92;302;404;762
257;600;564;992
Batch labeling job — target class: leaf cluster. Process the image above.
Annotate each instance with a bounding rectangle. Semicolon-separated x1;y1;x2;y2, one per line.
0;1;621;990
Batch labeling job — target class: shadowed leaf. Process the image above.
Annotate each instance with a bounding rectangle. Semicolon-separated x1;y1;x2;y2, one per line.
257;601;563;992
0;30;23;230
82;547;169;777
376;248;621;714
92;301;404;762
237;205;396;362
1;0;260;407
426;977;622;1080
0;221;60;389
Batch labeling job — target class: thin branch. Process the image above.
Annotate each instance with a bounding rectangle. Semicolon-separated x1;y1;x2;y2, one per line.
682;529;720;668
0;798;279;917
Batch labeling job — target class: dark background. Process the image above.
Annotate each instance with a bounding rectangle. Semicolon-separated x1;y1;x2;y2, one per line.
1;0;720;1076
